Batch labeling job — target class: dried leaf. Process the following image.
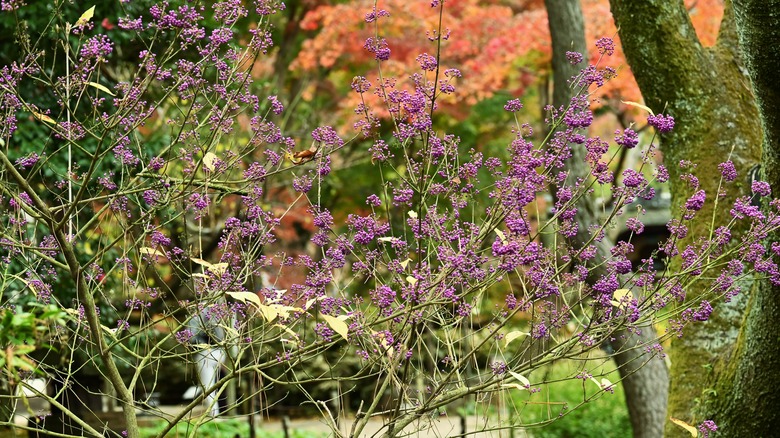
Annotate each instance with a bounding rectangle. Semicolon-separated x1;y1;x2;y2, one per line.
669;418;698;437
32;111;57;125
292;149;315;160
289;147;316;165
621;100;654;116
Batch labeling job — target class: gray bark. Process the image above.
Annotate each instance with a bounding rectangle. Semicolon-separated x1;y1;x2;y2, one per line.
545;0;588;111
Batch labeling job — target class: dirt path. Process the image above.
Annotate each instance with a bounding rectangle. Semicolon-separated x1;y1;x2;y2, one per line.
242;414;530;437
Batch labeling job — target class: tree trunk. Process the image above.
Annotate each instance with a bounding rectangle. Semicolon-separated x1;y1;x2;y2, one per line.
607;1;762;436
546;2;667;437
713;1;780;435
545;0;588;111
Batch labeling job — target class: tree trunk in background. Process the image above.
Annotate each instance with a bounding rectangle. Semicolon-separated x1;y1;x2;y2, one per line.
545;0;588;112
712;1;780;435
545;2;668;436
607;1;762;436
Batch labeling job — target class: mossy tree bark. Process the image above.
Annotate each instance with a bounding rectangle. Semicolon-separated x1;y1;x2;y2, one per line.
545;1;667;436
711;1;780;435
607;1;762;436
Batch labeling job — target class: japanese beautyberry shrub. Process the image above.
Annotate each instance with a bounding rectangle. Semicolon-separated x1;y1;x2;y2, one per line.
0;1;770;437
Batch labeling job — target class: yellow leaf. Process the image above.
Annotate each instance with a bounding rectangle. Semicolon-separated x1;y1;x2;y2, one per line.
321;314;349;340
305;295;325;310
32;111;56;125
669;418;698;437
495;229;507;243
87;81;115;96
203;152;218;172
590;376;613;390
274;305;301;319
504;331;529;348
210;262;228;276
259;305;278;322
373;330;393;351
275;324;299;341
611;289;632;309
13;345;36;356
190;257;213;268
263;290;288;304
226;291;262;308
74;6;96;27
139;247;165;257
20;279;37;297
256;304;302;322
224;326;239;339
508;371;530;387
621;100;654;116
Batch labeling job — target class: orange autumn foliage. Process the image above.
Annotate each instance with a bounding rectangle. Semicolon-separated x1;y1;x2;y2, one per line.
290;0;723;124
